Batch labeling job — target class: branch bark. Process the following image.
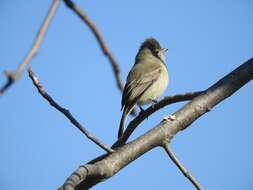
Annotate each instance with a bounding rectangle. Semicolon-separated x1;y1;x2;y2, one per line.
59;58;253;190
0;0;60;95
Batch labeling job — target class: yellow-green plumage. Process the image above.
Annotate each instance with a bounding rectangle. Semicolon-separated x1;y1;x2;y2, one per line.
118;38;169;139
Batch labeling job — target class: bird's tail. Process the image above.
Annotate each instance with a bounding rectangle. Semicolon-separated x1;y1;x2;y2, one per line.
118;108;130;139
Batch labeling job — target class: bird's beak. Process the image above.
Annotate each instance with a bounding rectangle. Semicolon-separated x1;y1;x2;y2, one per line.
163;48;168;52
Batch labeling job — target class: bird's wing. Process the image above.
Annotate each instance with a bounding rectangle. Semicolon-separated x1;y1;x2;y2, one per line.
121;63;161;110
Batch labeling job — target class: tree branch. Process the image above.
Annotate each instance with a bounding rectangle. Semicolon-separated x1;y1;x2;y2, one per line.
113;91;203;147
63;0;123;91
163;143;204;190
0;0;60;95
62;0;139;116
28;68;114;153
59;58;253;189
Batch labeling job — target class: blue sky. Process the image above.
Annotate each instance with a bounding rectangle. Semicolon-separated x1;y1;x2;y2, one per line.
0;0;252;190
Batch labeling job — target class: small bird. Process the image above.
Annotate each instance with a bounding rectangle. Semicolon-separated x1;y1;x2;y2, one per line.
118;38;169;139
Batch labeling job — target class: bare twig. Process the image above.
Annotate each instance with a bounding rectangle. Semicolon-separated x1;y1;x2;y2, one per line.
0;0;60;95
28;68;114;153
63;0;123;91
163;143;204;190
113;91;203;147
62;0;139;116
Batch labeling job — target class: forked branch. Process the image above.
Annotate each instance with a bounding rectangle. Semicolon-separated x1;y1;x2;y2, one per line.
59;58;253;190
0;0;60;95
113;91;204;147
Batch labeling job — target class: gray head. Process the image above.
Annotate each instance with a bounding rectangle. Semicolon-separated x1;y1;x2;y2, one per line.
137;38;167;62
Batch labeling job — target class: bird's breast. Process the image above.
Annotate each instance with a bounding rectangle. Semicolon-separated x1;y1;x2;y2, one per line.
138;63;169;105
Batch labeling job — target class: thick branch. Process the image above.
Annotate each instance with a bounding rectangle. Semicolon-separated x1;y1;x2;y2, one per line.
0;0;60;95
60;58;253;189
163;143;203;190
28;68;114;153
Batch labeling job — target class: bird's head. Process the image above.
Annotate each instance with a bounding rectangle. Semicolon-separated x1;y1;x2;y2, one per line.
137;37;167;62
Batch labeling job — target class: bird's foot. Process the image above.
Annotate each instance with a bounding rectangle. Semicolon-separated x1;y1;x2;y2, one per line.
139;106;150;120
151;99;158;109
139;106;145;114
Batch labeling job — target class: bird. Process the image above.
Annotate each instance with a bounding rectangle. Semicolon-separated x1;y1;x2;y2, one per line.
118;37;169;139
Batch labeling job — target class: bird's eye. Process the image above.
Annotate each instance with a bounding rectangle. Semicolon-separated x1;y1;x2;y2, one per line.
155;50;159;55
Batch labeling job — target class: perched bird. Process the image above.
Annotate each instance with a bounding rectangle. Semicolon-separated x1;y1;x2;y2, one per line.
118;38;169;139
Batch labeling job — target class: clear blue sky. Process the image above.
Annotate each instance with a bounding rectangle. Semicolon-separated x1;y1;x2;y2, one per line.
0;0;252;190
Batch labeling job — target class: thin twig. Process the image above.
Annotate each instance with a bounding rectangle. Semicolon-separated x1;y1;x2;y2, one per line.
0;0;60;95
163;143;204;190
63;0;123;91
28;68;114;153
113;91;203;147
62;0;138;116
